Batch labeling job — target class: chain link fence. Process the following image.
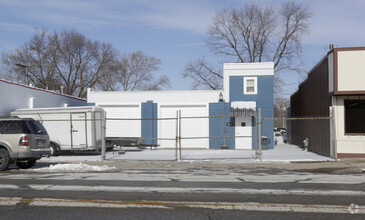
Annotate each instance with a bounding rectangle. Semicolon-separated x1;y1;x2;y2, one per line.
106;112;335;161
12;107;336;161
263;109;335;158
104;111;259;161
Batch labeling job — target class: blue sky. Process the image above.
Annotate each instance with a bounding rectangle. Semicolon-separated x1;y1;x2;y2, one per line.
1;0;364;99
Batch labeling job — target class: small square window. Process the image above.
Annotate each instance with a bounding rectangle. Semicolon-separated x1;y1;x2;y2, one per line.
244;77;257;94
345;99;365;134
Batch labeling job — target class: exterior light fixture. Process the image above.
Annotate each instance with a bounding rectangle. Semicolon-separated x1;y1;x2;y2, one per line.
219;92;223;102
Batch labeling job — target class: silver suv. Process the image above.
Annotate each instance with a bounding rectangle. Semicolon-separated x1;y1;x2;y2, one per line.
0;118;51;171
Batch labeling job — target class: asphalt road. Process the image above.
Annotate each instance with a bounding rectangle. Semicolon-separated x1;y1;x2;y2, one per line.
0;165;364;219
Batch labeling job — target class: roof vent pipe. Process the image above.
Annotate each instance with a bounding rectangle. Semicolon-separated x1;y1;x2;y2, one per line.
329;44;334;50
29;97;34;109
60;86;64;94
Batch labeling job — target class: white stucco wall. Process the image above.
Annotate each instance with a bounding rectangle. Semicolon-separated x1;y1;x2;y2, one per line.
337;50;365;92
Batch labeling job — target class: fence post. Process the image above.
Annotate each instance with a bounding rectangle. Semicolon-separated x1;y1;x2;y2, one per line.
257;108;262;161
175;110;179;161
179;110;182;160
101;111;106;161
254;115;257;150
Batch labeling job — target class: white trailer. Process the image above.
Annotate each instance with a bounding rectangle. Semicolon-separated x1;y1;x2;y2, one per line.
11;106;105;155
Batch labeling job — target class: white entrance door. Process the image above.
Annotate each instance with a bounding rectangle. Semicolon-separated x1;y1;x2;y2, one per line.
71;112;87;149
235;116;252;149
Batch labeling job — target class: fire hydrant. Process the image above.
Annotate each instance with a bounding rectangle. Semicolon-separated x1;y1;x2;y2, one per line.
303;138;310;151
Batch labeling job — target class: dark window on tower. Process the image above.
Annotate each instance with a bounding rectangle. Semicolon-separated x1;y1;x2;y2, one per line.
345;100;365;134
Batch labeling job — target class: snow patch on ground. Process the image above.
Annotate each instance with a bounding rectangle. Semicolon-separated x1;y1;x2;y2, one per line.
32;163;116;172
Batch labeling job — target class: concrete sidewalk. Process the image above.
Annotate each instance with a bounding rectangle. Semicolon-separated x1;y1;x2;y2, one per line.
39;143;365;174
41;143;332;162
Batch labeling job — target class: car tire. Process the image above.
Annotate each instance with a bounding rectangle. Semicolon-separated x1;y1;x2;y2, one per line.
0;148;11;171
16;160;37;169
50;143;59;156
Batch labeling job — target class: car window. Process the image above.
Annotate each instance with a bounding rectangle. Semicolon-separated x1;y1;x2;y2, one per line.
0;120;31;134
26;120;48;135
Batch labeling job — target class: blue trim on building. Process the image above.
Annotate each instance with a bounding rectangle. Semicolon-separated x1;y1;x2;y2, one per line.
141;101;157;145
229;75;274;149
87;102;96;106
209;101;235;149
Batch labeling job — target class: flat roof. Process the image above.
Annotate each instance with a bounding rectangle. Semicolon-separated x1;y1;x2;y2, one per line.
0;79;86;101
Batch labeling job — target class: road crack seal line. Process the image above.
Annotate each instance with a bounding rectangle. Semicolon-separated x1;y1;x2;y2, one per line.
294;178;313;183
45;185;54;190
236;178;245;182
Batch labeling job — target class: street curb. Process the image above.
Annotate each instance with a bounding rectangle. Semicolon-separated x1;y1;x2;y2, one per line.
38;158;365;174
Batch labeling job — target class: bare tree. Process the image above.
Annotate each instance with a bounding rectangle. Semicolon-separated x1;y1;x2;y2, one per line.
1;31;168;96
54;30;117;97
1;29;118;98
182;57;222;90
274;97;290;127
183;1;311;90
1;29;61;89
98;51;170;91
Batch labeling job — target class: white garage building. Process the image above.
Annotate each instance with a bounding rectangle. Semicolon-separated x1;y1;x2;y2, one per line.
87;63;275;150
87;90;217;149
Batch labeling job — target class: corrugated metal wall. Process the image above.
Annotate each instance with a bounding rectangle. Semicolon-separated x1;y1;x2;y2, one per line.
290;58;331;156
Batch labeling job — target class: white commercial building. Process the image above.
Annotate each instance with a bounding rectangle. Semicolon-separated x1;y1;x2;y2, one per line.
0;79;86;117
88;63;275;150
